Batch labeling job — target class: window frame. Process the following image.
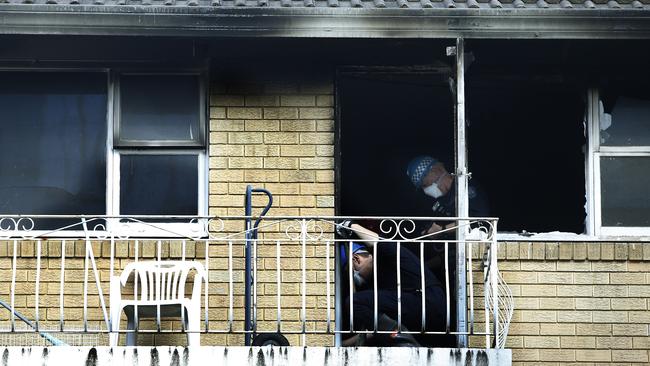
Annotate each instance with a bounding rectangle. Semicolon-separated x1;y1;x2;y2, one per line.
588;88;650;237
112;71;207;148
108;70;208;238
0;67;208;238
109;149;207;237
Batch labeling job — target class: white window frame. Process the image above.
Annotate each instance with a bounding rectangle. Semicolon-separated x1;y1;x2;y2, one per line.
107;70;208;238
588;88;650;238
109;149;207;238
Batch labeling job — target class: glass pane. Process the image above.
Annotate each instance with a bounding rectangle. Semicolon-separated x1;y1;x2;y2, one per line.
120;155;198;216
119;74;201;145
600;94;650;146
0;72;107;229
601;156;650;227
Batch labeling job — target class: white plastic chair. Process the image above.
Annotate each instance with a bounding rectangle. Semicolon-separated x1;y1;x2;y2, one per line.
109;260;206;346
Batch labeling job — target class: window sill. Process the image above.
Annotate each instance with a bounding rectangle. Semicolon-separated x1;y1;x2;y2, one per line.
498;232;650;242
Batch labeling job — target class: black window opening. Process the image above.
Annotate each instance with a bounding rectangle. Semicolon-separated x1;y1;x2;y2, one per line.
465;80;587;234
462;39;590;235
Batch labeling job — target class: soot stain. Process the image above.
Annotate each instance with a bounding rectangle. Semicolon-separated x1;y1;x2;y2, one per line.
465;350;473;366
476;350;489;366
256;349;265;366
183;347;189;366
85;348;98;366
170;349;180;366
41;348;48;366
150;348;159;366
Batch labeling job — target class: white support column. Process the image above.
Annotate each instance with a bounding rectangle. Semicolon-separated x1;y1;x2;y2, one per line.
455;37;469;348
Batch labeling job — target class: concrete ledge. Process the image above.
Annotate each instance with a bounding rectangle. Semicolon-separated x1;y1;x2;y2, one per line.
1;346;512;365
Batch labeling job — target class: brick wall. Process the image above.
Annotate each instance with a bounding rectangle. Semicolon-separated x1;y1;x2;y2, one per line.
471;242;650;365
207;75;336;346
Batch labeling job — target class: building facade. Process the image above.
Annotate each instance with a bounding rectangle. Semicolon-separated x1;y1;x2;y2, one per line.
2;3;650;365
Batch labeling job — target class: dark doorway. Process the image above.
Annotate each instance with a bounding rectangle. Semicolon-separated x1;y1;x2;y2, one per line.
338;71;455;218
337;70;457;347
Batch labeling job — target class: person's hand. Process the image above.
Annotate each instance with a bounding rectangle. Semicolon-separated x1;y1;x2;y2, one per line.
336;220;354;239
424;222;443;235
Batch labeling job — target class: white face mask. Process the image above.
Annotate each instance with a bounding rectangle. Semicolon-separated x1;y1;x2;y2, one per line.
423;183;444;199
353;270;367;287
422;172;448;199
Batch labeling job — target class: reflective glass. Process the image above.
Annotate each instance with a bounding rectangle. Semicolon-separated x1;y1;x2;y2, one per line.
600;95;650;146
601;156;650;227
120;154;198;216
0;72;107;226
118;74;201;145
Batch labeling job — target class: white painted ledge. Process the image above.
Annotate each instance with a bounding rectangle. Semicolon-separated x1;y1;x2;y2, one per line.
1;346;512;366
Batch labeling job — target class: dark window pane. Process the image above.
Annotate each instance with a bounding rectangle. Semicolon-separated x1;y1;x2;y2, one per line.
0;72;107;227
118;75;201;145
601;95;650;146
601;156;650;227
120;155;198;216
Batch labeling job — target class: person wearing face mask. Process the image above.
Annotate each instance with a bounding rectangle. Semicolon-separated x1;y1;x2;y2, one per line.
406;155;489;236
339;222;447;347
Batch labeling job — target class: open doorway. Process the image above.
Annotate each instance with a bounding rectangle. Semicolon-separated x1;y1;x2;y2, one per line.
337;69;457;347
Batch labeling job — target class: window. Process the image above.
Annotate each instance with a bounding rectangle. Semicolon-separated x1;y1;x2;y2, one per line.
111;72;207;233
114;74;204;147
590;87;650;236
0;72;107;229
0;70;206;235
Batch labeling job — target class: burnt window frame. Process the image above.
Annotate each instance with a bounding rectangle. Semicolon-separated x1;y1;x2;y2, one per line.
588;88;650;237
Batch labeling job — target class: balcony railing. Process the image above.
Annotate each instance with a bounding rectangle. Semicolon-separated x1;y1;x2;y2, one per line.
0;215;511;348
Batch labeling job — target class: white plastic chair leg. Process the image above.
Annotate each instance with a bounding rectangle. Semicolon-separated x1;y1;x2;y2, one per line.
126;313;138;346
186;307;201;346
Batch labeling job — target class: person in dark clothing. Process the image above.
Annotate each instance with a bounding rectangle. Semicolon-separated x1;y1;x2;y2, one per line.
403;155;491;347
405;155;489;236
341;223;447;346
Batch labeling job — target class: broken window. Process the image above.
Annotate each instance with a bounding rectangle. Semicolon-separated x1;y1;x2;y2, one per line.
594;86;650;234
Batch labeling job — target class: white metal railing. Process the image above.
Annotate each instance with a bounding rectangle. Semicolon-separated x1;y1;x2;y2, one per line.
0;215;510;348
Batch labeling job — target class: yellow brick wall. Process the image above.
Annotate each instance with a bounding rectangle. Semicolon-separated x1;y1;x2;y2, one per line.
472;242;650;365
207;77;336;346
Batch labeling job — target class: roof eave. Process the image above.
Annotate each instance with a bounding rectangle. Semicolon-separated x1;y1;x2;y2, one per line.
2;6;650;39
